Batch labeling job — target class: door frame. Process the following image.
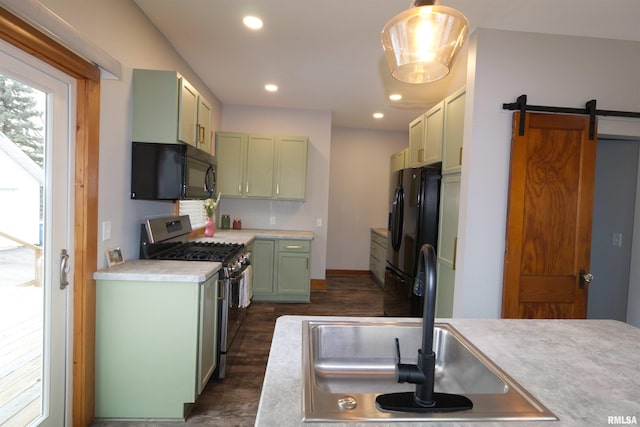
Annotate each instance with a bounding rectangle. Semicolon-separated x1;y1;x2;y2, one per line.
0;7;100;427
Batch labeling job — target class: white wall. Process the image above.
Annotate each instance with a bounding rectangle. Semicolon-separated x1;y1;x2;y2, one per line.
219;104;332;280
39;0;223;267
327;127;407;270
0;136;41;246
456;28;640;324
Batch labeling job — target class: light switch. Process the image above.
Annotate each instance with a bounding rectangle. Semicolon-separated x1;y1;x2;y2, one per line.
612;232;623;248
102;221;111;241
316;218;322;227
270;216;276;225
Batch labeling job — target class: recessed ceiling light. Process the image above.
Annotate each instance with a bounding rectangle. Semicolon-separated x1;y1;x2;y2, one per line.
265;84;278;92
243;15;263;30
389;93;402;101
373;112;384;119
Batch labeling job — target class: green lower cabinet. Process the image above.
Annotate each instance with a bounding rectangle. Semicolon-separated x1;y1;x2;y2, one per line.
435;259;455;317
252;239;275;294
252;238;311;302
95;277;217;419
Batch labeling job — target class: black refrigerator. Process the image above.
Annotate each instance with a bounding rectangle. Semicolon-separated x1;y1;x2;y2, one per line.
383;166;441;317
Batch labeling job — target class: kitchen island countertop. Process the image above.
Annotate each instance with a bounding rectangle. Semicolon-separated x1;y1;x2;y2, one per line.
256;316;640;427
93;259;221;282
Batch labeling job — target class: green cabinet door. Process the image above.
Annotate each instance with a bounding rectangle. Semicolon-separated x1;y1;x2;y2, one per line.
178;77;199;146
252;239;275;296
276;240;310;302
442;88;466;174
275;136;308;200
424;100;444;166
408;114;425;166
197;276;218;394
216;132;246;197
436;174;461;317
132;69;180;144
277;252;310;300
245;135;275;197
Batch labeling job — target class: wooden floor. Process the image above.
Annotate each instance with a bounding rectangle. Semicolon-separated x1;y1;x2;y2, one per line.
0;286;43;427
91;273;383;427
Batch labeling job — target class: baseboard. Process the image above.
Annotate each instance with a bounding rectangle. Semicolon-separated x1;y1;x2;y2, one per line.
325;269;371;276
311;278;326;290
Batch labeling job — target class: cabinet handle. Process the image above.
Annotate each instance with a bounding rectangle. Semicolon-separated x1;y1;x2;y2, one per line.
459;147;463;166
276;183;280;195
285;245;304;249
217;280;225;301
238;183;242;193
198;124;205;145
452;236;458;270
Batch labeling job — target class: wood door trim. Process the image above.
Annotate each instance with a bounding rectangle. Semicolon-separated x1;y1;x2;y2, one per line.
1;6;99;427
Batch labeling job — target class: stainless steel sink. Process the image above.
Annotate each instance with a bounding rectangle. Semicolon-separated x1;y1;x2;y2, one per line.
302;321;557;422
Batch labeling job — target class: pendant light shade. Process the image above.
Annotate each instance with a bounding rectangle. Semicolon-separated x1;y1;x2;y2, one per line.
381;1;469;84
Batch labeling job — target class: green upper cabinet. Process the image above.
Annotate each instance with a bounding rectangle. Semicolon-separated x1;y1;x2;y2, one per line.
216;132;246;197
408;114;425;166
274;136;308;200
423;101;444;166
246;134;276;198
442;87;466;174
197;96;213;153
132;69;214;153
407;87;466;170
408;100;444;167
215;131;308;200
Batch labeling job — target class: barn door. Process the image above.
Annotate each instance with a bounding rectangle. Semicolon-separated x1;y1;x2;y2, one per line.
502;112;597;318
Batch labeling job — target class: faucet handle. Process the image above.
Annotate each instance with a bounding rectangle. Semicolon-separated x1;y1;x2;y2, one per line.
394;337;402;364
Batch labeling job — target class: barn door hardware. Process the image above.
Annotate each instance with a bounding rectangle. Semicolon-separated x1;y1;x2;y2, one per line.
503;94;640;140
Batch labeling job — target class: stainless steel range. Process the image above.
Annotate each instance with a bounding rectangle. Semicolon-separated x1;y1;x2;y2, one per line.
139;215;251;379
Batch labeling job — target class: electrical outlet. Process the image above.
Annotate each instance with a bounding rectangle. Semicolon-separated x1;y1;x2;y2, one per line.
102;221;111;241
270;216;276;225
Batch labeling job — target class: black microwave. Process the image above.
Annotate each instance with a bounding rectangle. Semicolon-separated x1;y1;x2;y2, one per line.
130;142;216;200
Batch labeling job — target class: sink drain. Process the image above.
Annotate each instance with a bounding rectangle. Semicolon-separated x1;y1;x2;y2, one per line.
337;396;357;410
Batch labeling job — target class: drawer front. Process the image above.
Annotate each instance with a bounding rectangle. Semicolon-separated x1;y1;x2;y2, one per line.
278;239;311;253
371;241;385;261
371;231;387;247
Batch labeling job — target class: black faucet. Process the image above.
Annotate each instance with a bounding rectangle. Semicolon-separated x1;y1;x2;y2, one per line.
376;244;473;413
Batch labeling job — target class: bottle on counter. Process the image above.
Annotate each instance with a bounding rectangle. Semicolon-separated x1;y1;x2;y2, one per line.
232;219;242;230
221;214;231;229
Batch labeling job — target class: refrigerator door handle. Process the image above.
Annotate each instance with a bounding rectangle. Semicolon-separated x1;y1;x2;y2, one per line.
390;186;404;251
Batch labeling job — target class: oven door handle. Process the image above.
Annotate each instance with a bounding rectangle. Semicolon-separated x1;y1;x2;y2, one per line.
217;279;226;301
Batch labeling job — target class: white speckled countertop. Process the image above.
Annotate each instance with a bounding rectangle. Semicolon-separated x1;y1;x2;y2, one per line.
196;228;314;246
256;316;640;427
93;259;221;282
371;227;388;238
93;229;312;281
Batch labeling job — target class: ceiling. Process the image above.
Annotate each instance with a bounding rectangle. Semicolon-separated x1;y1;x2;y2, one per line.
133;0;640;132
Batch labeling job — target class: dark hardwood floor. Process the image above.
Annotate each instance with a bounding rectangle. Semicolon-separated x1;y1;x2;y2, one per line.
91;273;383;427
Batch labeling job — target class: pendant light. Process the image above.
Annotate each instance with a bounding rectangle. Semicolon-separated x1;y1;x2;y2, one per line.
381;0;469;84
